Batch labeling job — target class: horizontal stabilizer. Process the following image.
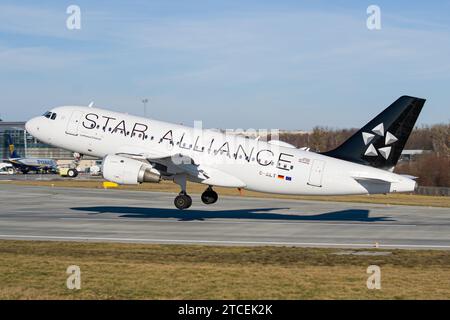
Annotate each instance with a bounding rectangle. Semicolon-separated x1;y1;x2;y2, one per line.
351;172;399;184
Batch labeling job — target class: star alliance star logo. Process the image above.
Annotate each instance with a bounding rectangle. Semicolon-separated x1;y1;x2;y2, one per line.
362;123;398;159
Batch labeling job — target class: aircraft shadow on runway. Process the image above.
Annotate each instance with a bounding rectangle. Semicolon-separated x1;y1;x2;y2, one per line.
70;206;394;222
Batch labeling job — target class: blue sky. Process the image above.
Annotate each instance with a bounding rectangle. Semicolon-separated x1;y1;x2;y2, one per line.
0;0;449;129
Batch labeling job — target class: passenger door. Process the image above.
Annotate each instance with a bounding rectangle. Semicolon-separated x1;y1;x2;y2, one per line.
308;159;326;187
66;111;83;136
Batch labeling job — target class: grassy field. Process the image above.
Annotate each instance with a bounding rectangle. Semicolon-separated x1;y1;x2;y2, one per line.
2;179;449;208
0;240;449;299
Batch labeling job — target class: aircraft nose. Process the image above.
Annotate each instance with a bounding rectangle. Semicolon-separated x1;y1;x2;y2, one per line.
25;117;40;136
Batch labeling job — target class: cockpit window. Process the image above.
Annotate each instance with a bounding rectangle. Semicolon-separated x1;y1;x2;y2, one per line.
42;111;57;120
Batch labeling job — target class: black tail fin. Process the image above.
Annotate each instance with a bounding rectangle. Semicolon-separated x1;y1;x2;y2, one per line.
322;96;425;170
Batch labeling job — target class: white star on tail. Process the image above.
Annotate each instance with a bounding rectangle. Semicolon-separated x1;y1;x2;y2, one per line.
361;123;398;159
364;144;378;156
385;131;398;145
378;146;392;159
372;123;384;136
362;132;375;145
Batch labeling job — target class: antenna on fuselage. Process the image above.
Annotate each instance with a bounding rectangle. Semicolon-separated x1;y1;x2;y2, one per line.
88;101;94;108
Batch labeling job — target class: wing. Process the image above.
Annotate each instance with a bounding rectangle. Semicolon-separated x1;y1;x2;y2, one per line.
115;146;246;188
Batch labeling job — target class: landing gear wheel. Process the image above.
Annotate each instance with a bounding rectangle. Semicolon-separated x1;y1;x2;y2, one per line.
201;188;218;205
174;193;192;210
67;169;78;178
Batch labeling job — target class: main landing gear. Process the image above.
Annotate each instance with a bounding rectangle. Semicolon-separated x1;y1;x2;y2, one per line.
173;175;219;210
173;174;192;210
201;186;218;205
174;191;192;210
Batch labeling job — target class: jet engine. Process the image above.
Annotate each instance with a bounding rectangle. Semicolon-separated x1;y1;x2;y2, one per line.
102;155;161;185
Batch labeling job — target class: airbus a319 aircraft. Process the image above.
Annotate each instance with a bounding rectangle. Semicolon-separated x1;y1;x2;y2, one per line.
25;96;425;209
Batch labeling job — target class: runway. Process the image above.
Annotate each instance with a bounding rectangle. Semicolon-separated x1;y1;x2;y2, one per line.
0;184;449;249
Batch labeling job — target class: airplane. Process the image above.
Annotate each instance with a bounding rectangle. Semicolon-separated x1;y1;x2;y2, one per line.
2;133;58;174
25;96;425;210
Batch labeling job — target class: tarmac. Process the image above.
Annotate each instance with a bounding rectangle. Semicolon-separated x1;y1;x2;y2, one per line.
0;183;449;249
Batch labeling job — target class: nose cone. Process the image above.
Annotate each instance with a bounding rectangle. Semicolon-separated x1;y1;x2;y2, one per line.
25;117;40;137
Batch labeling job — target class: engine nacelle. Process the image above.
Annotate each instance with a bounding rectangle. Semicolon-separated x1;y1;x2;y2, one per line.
102;155;161;185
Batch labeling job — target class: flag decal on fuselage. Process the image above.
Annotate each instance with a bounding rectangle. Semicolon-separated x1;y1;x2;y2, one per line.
277;174;292;181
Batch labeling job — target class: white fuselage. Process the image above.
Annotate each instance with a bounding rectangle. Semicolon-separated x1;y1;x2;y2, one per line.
25;106;416;195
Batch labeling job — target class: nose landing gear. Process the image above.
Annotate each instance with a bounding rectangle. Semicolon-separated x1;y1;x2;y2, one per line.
201;186;218;205
63;152;82;178
67;168;78;178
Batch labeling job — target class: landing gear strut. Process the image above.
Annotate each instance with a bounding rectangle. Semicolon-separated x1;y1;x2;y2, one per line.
201;186;218;205
173;174;192;210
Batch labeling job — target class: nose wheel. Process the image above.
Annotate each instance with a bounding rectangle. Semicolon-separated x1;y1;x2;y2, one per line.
67;168;78;178
201;187;218;205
